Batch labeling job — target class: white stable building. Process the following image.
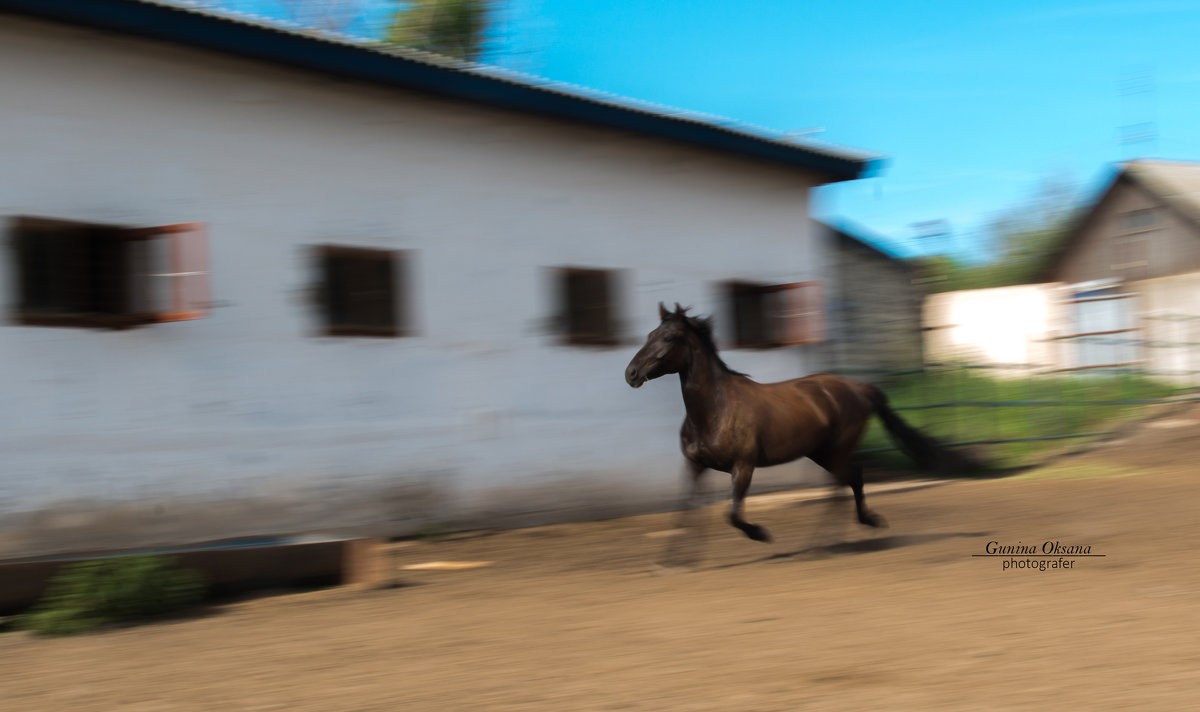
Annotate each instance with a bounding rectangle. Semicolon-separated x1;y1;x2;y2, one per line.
0;0;882;555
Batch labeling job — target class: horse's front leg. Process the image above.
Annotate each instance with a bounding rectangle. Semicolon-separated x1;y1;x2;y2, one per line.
661;459;708;568
678;458;707;512
728;462;772;542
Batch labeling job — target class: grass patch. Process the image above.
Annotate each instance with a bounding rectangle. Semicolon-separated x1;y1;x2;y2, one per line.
857;368;1187;472
20;555;206;636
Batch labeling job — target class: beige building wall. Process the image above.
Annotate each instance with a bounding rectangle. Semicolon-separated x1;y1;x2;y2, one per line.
1056;177;1200;285
1136;272;1200;385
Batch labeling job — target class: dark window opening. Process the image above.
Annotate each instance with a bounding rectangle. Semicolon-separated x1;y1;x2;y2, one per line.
318;246;408;337
10;217;209;329
558;267;619;346
1122;208;1157;231
1111;235;1149;281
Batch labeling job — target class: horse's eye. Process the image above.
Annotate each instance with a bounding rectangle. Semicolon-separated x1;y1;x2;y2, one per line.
664;335;675;343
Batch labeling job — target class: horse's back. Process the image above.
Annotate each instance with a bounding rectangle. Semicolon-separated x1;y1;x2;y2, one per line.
727;373;875;465
769;373;880;427
773;373;876;405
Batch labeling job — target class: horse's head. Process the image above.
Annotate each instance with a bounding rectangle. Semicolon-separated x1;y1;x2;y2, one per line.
625;302;712;388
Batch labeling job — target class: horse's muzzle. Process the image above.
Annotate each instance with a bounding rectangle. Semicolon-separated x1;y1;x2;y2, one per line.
625;364;646;388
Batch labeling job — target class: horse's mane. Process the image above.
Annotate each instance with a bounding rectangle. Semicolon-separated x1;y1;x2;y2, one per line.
666;304;749;378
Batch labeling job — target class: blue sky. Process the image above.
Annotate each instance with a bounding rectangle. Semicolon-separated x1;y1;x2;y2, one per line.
190;1;1200;260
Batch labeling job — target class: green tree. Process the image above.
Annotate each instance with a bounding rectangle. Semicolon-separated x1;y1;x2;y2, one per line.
912;177;1078;293
277;0;365;35
981;176;1077;287
385;0;491;62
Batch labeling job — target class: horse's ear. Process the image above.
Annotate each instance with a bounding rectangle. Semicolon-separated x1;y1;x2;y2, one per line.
658;302;670;321
674;302;685;316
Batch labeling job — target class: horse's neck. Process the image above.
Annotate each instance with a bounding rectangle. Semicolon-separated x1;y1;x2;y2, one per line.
679;343;732;424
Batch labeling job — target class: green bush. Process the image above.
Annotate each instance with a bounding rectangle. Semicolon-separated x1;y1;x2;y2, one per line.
21;555;206;635
858;369;1187;471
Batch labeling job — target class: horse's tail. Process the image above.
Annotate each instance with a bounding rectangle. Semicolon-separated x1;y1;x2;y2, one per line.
866;385;986;474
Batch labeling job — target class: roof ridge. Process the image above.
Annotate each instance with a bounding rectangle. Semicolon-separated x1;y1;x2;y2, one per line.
2;0;881;178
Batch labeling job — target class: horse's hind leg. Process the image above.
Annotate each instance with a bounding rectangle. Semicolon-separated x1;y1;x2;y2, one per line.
817;447;887;529
848;462;887;529
800;485;850;555
728;462;772;542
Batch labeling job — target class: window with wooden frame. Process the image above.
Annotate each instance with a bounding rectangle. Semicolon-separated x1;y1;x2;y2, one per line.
317;246;408;337
9;217;209;329
1112;209;1155;281
1122;208;1157;231
1111;234;1150;280
725;280;825;348
557;267;620;346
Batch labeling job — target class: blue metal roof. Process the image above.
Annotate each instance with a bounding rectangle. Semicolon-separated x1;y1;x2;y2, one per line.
1;0;883;182
823;219;915;262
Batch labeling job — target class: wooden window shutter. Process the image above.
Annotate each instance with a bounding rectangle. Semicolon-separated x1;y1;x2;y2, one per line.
141;223;210;322
776;281;825;345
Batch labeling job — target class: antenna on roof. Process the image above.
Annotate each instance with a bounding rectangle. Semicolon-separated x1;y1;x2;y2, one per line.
911;219;954;257
1118;68;1159;159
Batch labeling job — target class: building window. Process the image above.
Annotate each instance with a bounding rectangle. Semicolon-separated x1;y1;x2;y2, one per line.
9;217;209;329
557;267;619;346
1122;208;1157;232
1113;210;1155;280
1111;235;1149;280
317;246;409;337
725;280;825;348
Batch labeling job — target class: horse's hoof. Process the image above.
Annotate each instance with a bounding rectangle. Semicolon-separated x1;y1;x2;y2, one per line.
746;524;773;543
860;512;888;529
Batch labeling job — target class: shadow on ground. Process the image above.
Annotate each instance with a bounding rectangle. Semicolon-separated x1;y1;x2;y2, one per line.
706;531;991;571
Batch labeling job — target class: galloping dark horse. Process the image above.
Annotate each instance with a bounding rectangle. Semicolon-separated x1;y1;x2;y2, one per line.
625;302;973;544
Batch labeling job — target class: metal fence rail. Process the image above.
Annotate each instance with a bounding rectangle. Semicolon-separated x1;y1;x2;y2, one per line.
841;360;1199;459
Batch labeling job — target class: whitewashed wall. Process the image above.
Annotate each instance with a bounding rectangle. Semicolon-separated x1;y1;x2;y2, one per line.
0;17;839;555
924;276;1200;383
923;284;1066;374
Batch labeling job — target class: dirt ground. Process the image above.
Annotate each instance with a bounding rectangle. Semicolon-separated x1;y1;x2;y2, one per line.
4;410;1200;711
